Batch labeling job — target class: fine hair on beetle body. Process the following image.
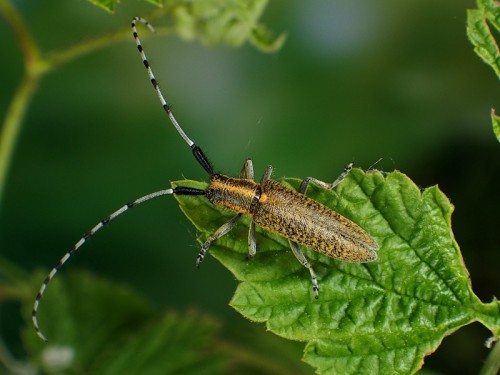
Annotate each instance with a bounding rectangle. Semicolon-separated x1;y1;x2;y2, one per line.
31;17;379;342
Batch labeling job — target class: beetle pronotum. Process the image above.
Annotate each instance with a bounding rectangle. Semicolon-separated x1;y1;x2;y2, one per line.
32;17;379;342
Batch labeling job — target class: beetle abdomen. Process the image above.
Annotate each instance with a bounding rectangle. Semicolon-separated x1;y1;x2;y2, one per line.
252;180;378;262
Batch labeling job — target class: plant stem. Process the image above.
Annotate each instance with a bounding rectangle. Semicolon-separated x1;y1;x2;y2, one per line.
0;74;39;205
0;0;45;207
480;339;500;375
0;0;170;207
0;338;35;375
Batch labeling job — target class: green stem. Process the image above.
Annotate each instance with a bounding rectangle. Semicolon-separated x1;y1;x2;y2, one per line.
0;74;39;205
0;0;42;70
480;339;500;375
0;0;170;207
0;0;45;206
0;338;35;375
44;24;172;73
47;28;131;71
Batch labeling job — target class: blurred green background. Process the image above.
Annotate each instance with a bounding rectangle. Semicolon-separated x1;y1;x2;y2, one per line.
0;0;499;373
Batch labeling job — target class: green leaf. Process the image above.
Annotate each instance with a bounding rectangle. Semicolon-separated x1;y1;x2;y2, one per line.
249;24;287;53
87;0;121;13
466;0;500;79
84;0;283;51
145;0;163;7
23;272;154;372
492;109;500;142
92;311;226;375
167;0;284;52
23;272;230;374
86;0;162;13
174;169;500;374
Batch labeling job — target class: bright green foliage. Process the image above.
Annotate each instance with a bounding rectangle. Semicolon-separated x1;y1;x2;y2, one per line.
466;0;500;144
249;24;287;53
86;0;162;13
467;0;500;79
174;169;500;375
492;109;500;142
87;0;121;13
21;272;228;374
166;0;285;52
145;0;163;7
84;0;284;52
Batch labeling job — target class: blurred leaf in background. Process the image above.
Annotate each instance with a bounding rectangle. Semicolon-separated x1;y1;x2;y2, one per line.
24;272;229;374
492;109;500;141
467;0;500;79
1;262;310;374
466;0;500;141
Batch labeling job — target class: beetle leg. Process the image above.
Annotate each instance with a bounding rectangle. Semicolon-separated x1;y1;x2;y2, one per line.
240;159;254;180
299;162;353;194
196;213;242;268
247;221;257;259
243;165;273;259
260;165;273;183
288;240;319;298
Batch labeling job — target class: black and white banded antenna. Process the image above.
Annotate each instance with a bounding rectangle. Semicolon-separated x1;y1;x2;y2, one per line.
32;190;174;341
131;17;214;176
32;17;212;342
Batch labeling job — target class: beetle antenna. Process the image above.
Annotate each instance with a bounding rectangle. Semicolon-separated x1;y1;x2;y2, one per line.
131;17;214;176
32;188;185;342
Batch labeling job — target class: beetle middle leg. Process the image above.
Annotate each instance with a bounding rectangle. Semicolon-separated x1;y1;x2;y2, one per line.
246;164;273;259
241;159;258;259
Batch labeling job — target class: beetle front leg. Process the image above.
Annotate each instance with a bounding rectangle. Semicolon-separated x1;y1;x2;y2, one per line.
240;159;254;179
196;213;242;268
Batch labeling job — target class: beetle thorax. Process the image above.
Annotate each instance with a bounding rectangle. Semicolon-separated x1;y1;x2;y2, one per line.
206;174;260;214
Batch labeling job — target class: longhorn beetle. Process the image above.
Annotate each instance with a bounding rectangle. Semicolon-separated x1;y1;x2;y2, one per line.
32;17;379;342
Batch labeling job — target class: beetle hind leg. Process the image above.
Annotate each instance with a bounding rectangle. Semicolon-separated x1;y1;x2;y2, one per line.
299;162;353;194
289;240;319;298
247;221;257;259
